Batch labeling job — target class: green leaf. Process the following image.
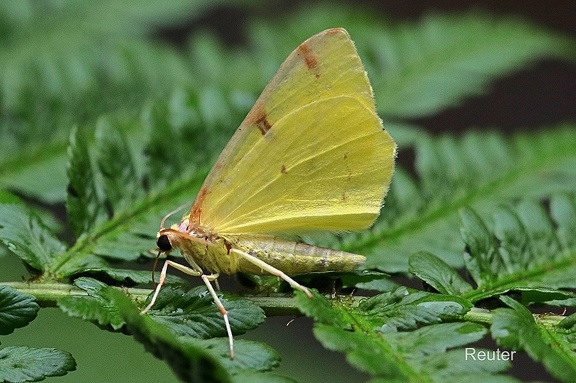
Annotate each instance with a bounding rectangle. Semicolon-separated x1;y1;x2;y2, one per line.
388;322;488;359
187;338;280;373
0;204;66;272
409;252;473;295
145;285;266;338
559;312;576;330
550;193;576;252
419;349;519;383
0;286;38;335
312;325;398;376
106;286;231;383
107;283;281;382
94;117;145;214
65;126;107;238
89;228;157;263
352;126;576;273
407;197;576;306
0;346;76;382
0;191;21;204
460;206;500;285
78;267;186;285
294;289;511;382
58;278;126;330
57;278;274;380
492;296;576;382
510;287;574;305
2;92;228;281
54;93;222;278
0;152;69;204
368;12;574;118
457;195;576;303
0;1;209;202
355;288;472;331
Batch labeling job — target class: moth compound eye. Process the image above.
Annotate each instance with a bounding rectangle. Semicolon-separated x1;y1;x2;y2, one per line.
157;235;172;251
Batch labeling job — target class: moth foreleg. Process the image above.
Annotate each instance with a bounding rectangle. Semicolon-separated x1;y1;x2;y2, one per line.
140;260;202;315
139;261;235;360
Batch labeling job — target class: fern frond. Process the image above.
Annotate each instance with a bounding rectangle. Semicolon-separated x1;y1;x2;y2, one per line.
0;286;76;381
1;4;572;206
294;289;517;382
0;1;217;202
408;195;576;382
59;278;276;381
196;6;575;118
409;193;576;303
368;11;575;118
0;3;575;382
492;296;576;382
350;126;576;272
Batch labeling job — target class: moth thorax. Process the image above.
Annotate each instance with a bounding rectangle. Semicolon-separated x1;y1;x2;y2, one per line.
177;218;190;233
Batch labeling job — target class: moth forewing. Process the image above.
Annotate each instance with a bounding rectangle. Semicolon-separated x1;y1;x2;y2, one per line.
139;27;396;362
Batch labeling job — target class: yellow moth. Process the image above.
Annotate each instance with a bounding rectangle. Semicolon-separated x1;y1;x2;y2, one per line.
140;28;396;360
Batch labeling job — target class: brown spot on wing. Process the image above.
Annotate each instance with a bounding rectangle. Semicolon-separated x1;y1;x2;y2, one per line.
190;187;208;226
297;43;320;78
256;114;272;135
281;165;287;174
243;101;272;135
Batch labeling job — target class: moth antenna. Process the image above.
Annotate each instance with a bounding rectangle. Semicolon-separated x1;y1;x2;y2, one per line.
160;203;189;229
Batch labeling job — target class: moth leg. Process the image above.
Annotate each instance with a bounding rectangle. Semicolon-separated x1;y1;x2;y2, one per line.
230;248;313;299
139;261;235;360
139;260;202;315
200;273;235;360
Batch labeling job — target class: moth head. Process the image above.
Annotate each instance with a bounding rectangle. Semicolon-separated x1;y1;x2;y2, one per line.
156;222;192;253
156;226;180;252
156;233;172;252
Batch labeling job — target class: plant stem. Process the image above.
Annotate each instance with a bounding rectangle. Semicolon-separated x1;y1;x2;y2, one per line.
3;281;569;325
1;281;303;316
462;307;493;324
